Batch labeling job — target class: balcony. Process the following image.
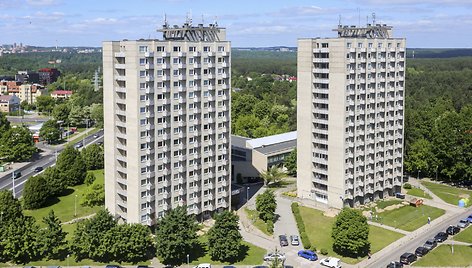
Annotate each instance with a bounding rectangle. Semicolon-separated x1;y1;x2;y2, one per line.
144;51;154;57
114;51;126;57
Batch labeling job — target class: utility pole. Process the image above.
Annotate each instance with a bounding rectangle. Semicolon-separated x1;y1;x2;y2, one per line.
12;170;16;198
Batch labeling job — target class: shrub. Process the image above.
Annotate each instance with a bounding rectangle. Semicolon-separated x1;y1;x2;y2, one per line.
310;245;317;252
403;183;412;189
84;172;96;186
320;248;328;255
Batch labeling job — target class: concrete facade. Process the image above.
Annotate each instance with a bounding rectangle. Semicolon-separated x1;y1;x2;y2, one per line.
103;23;231;225
0;95;20;113
297;24;405;209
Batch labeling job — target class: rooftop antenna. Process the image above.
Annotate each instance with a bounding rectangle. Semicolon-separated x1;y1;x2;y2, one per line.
366;15;369;26
201;14;204;25
214;16;218;26
163;13;168;27
372;12;376;25
338;14;342;26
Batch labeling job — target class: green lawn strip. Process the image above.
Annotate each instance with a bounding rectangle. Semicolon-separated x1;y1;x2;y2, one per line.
298;206;403;264
27;257;150;266
189;235;265;265
376;204;445;231
376;199;403;209
421;181;472;207
24;169;104;226
244;207;271;236
412;244;472;267
407;187;433;199
454;225;472;243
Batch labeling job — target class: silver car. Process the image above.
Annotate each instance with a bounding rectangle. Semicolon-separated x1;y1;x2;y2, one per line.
458;219;469;228
290;235;300;246
263;252;286;262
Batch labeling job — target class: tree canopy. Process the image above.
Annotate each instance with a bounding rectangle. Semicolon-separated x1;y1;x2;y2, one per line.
331;208;370;257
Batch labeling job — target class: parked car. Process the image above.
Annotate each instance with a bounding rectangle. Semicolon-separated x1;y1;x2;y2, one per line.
297;250;318;261
415;246;429;257
33;166;43;172
320;257;342;268
399;252;417;264
290;235;300;246
458;219;470;228
467;214;472;223
193;264;211;268
263;252;286;262
74;142;83;149
93;134;99;138
386;261;403;268
136;266;148;268
446;225;460;235
434;232;448;243
423;239;437;250
279;235;289;247
105;266;121;268
395;192;405;199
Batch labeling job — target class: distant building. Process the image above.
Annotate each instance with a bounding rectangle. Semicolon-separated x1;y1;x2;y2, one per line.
16;71;40;84
297;24;405;209
15;84;47;104
231;131;296;182
51;90;73;99
0;95;20;113
38;68;61;85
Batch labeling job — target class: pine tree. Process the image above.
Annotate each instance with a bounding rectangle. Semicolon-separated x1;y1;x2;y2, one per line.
207;211;242;261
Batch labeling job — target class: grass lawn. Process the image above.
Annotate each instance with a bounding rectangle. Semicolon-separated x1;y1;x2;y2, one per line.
421;181;472;207
376;199;403;209
455;226;472;243
244;208;272;236
189;236;266;265
376;204;445;231
24;169;104;225
407;187;433;199
412;244;472;267
298;206;404;264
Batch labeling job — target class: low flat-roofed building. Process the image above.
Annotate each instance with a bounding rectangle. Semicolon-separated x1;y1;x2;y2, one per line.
51;90;72;99
232;131;296;182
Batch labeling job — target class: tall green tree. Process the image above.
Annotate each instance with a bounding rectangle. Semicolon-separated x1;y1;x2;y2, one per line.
284;149;297;176
81;144;104;170
39;210;67;260
56;146;86;186
155;206;198;265
80;181;105;207
1;216;41;263
0;112;11;134
332;208;370;257
52;103;70;124
0;190;23;223
35;95;55;114
40;119;61;144
71;209;117;261
0;126;36;162
207;211;242;262
23;175;50;209
43;167;67;196
255;190;277;222
90;103;104;128
102;224;154;263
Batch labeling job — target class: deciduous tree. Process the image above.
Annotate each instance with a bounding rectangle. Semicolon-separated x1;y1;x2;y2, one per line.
23;175;50;209
155;206;198;265
332;208;370;257
0;126;36;162
207;211;242;261
40;119;61;144
284;149;297;176
56;146;86;186
256;190;277;222
81;144;104;170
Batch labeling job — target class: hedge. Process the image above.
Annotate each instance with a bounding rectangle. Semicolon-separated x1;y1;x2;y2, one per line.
291;202;311;249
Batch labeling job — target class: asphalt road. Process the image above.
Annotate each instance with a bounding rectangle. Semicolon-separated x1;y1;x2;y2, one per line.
0;130;104;197
367;207;472;267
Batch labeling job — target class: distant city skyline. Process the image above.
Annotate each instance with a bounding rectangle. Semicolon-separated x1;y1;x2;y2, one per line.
1;0;471;48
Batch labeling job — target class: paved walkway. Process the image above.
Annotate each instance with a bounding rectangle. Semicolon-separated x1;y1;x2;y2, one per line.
367;220;411;235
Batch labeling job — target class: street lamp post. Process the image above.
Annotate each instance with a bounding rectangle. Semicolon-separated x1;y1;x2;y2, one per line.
417;170;421;180
436;166;438;180
74;194;78;217
186;254;189;268
247;186;250;202
12;170;16;198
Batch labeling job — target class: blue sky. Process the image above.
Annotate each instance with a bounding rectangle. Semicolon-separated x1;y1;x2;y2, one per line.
1;0;471;48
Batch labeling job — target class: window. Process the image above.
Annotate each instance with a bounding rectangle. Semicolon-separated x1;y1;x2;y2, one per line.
347;43;351;48
156;46;164;52
139;46;148;53
139;70;146;77
218;46;225;52
139;58;146;65
173;46;181;52
204;46;210;52
189;46;196;52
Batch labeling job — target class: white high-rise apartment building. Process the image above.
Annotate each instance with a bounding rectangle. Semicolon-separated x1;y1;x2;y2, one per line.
103;22;231;225
297;24;405;209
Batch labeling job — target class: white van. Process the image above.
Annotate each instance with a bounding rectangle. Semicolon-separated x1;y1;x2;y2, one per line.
193;264;211;268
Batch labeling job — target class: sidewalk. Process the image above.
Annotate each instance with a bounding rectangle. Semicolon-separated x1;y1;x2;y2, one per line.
367;221;411;235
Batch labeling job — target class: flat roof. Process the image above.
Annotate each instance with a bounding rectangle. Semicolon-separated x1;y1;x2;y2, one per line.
254;139;296;156
246;131;297;149
231;135;250;149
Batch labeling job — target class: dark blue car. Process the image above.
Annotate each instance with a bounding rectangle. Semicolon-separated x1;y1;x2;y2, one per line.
467;214;472;223
297;250;318;261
